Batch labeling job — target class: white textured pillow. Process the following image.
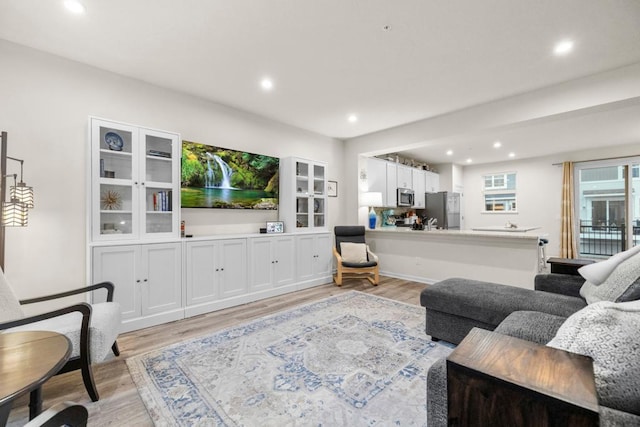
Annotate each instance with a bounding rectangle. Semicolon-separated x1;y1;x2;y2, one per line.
0;269;24;323
578;245;640;285
580;251;640;304
340;242;367;263
547;300;640;415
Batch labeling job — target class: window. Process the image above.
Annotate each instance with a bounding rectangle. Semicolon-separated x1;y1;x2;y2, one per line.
483;172;516;212
575;158;640;256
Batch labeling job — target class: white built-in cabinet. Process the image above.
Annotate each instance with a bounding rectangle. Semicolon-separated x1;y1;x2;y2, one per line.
89;117;180;242
184;238;248;314
249;235;295;291
397;165;413;189
412;169;426;208
385;162;398;206
365;156;439;208
425;171;440;193
295;233;332;287
279;157;328;233
91;242;183;332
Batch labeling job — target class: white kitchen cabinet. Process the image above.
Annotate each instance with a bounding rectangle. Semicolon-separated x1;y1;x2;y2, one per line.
366;157;388;204
412;169;426;208
295;233;332;287
279;157;328;232
397;164;413;189
92;242;182;332
385;162;398;207
185;238;248;308
89;117;180;242
425;171;440;193
249;235;295;291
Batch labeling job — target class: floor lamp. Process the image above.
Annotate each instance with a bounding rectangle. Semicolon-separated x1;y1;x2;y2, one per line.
1;131;34;270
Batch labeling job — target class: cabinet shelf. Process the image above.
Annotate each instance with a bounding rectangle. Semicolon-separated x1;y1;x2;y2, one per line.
100;209;132;214
99;178;131;186
100;149;133;157
146;155;172;162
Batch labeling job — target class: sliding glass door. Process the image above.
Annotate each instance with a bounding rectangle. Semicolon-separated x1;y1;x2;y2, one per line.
574;158;639;257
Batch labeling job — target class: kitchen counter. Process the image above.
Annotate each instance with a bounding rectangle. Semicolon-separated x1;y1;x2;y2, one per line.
365;227;548;289
369;227;545;240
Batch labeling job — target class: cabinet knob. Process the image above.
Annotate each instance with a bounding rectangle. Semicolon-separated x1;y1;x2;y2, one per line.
143;279;148;282
141;182;145;186
215;268;219;271
136;279;141;283
134;181;139;185
221;268;224;271
275;260;279;263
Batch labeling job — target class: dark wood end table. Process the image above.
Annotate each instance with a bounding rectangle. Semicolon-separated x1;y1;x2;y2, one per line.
447;328;599;427
0;331;71;426
546;257;595;276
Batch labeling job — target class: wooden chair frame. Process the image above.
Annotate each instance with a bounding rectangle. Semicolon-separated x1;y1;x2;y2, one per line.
333;246;379;286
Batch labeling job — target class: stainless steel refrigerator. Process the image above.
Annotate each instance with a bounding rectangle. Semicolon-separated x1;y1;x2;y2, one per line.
425;191;461;229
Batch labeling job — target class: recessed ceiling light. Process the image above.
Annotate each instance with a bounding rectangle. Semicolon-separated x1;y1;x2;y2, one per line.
554;40;574;56
260;78;274;91
508;152;516;158
446;150;453;156
63;0;86;14
466;158;472;164
348;114;358;123
493;141;502;148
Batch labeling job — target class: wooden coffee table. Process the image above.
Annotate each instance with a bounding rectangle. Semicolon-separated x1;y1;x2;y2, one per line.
0;331;71;426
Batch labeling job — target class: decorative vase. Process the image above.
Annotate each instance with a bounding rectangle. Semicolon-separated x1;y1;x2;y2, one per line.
368;206;377;229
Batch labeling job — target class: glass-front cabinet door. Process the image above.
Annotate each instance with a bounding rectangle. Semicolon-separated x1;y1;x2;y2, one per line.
90;117;180;242
92;120;138;240
141;128;179;237
312;163;326;228
282;157;327;232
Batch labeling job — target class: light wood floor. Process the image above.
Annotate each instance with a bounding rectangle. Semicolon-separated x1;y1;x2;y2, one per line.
8;276;427;426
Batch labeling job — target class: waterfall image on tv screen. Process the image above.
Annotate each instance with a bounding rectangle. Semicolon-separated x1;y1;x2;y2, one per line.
181;141;279;209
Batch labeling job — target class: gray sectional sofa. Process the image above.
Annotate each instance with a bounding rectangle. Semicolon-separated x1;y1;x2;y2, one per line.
421;253;640;426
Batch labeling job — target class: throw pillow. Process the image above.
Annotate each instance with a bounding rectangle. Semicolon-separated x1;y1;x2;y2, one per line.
340;242;368;263
547;300;640;415
578;245;640;285
580;250;640;304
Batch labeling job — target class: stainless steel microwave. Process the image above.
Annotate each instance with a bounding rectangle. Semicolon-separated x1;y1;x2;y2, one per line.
397;188;414;207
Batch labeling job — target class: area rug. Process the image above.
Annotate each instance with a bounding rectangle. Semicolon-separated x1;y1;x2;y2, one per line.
127;291;453;426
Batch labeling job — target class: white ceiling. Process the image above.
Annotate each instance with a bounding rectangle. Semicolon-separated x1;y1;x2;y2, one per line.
1;0;640;164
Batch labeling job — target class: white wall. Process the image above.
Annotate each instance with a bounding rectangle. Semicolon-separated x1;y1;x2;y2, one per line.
0;40;345;299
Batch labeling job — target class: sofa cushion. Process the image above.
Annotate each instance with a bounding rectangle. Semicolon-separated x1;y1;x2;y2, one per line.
494;311;567;344
547;299;640;415
421;278;586;327
578;245;640;285
580;251;640;304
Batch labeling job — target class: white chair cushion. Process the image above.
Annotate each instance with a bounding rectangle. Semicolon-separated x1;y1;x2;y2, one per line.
340;242;368;263
7;302;121;363
0;268;25;323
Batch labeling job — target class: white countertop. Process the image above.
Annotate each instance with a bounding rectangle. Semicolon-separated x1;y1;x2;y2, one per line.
367;226;547;240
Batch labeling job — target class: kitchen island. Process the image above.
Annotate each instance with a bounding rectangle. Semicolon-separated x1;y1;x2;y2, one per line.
366;227;548;289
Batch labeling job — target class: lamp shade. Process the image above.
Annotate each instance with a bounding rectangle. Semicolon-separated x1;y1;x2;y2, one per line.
360;192;383;207
2;199;28;227
10;181;34;209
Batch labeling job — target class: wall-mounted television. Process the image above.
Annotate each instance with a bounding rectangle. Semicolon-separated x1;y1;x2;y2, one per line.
181;141;279;209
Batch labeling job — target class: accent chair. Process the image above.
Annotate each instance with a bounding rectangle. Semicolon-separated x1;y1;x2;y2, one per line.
333;225;379;286
0;268;121;402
